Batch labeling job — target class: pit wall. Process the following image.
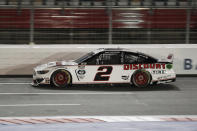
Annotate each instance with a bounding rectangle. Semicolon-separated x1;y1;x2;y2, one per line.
0;44;196;75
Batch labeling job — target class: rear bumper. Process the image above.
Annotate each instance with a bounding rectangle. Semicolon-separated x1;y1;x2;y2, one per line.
152;77;176;84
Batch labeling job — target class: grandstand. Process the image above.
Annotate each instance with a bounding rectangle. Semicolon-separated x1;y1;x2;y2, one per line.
0;0;196;44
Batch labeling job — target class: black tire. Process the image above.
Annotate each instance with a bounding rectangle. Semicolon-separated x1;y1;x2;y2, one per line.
51;69;71;88
131;70;151;88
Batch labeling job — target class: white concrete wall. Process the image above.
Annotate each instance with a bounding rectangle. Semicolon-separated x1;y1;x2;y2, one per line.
0;44;197;75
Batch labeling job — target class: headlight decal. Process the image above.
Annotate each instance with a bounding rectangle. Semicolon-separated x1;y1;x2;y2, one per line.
37;70;49;74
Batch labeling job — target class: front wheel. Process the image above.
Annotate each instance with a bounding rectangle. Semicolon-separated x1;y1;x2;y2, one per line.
51;69;71;88
131;70;151;88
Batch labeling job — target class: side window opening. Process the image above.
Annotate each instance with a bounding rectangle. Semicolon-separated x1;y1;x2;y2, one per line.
124;52;157;64
83;51;121;65
124;53;138;64
138;54;157;63
137;55;148;63
98;52;121;65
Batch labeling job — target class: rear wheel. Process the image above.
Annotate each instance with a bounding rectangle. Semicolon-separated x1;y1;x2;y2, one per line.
51;69;71;88
131;70;151;88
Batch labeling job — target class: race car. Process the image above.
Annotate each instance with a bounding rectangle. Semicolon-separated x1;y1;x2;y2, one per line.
32;48;176;88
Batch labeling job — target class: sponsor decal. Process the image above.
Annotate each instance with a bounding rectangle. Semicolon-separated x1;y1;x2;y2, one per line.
76;69;86;80
166;64;173;69
77;70;86;75
157;75;172;80
123;63;166;70
151;70;166;74
121;75;129;80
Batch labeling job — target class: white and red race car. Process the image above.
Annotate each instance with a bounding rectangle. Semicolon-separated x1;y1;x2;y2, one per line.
32;48;176;88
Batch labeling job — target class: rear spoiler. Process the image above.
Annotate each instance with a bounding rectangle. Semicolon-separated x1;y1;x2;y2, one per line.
167;54;174;63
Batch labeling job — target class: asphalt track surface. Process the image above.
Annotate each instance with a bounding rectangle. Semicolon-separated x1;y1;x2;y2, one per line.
0;77;197;117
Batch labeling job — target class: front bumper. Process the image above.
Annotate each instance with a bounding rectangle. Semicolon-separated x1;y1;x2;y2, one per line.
32;69;51;87
31;78;44;87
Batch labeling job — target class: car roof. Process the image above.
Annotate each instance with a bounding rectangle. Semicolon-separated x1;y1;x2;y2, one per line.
95;48;135;53
93;48;157;60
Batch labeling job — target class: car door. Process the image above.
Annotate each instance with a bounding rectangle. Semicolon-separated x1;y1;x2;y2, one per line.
75;51;123;83
93;51;122;83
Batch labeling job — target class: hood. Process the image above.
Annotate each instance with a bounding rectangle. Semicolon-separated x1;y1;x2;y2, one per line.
35;60;78;71
48;60;78;67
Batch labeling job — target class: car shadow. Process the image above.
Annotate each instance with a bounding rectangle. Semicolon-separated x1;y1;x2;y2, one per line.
34;83;180;92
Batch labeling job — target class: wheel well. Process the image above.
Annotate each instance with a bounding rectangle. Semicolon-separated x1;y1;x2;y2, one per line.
50;69;72;85
131;69;152;84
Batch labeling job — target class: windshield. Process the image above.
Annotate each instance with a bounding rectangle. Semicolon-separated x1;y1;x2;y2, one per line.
74;51;95;63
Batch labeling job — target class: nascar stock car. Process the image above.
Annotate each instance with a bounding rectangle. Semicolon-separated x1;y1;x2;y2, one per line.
32;48;176;88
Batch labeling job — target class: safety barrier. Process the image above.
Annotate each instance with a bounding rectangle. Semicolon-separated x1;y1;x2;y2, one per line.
0;44;196;75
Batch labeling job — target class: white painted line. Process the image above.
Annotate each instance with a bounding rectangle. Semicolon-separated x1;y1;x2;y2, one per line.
0;104;81;107
94;116;162;122
0;92;134;95
138;116;163;121
0;116;197;122
0;83;30;85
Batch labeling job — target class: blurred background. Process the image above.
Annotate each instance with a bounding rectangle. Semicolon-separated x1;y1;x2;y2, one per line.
0;0;196;45
0;2;197;130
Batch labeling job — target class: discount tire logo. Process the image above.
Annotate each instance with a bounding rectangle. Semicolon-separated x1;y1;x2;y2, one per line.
123;63;166;70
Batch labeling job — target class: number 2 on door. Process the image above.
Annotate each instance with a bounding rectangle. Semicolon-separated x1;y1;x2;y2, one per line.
94;66;113;81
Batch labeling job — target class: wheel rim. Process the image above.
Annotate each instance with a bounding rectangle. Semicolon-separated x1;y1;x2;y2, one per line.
54;72;69;86
134;72;148;86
